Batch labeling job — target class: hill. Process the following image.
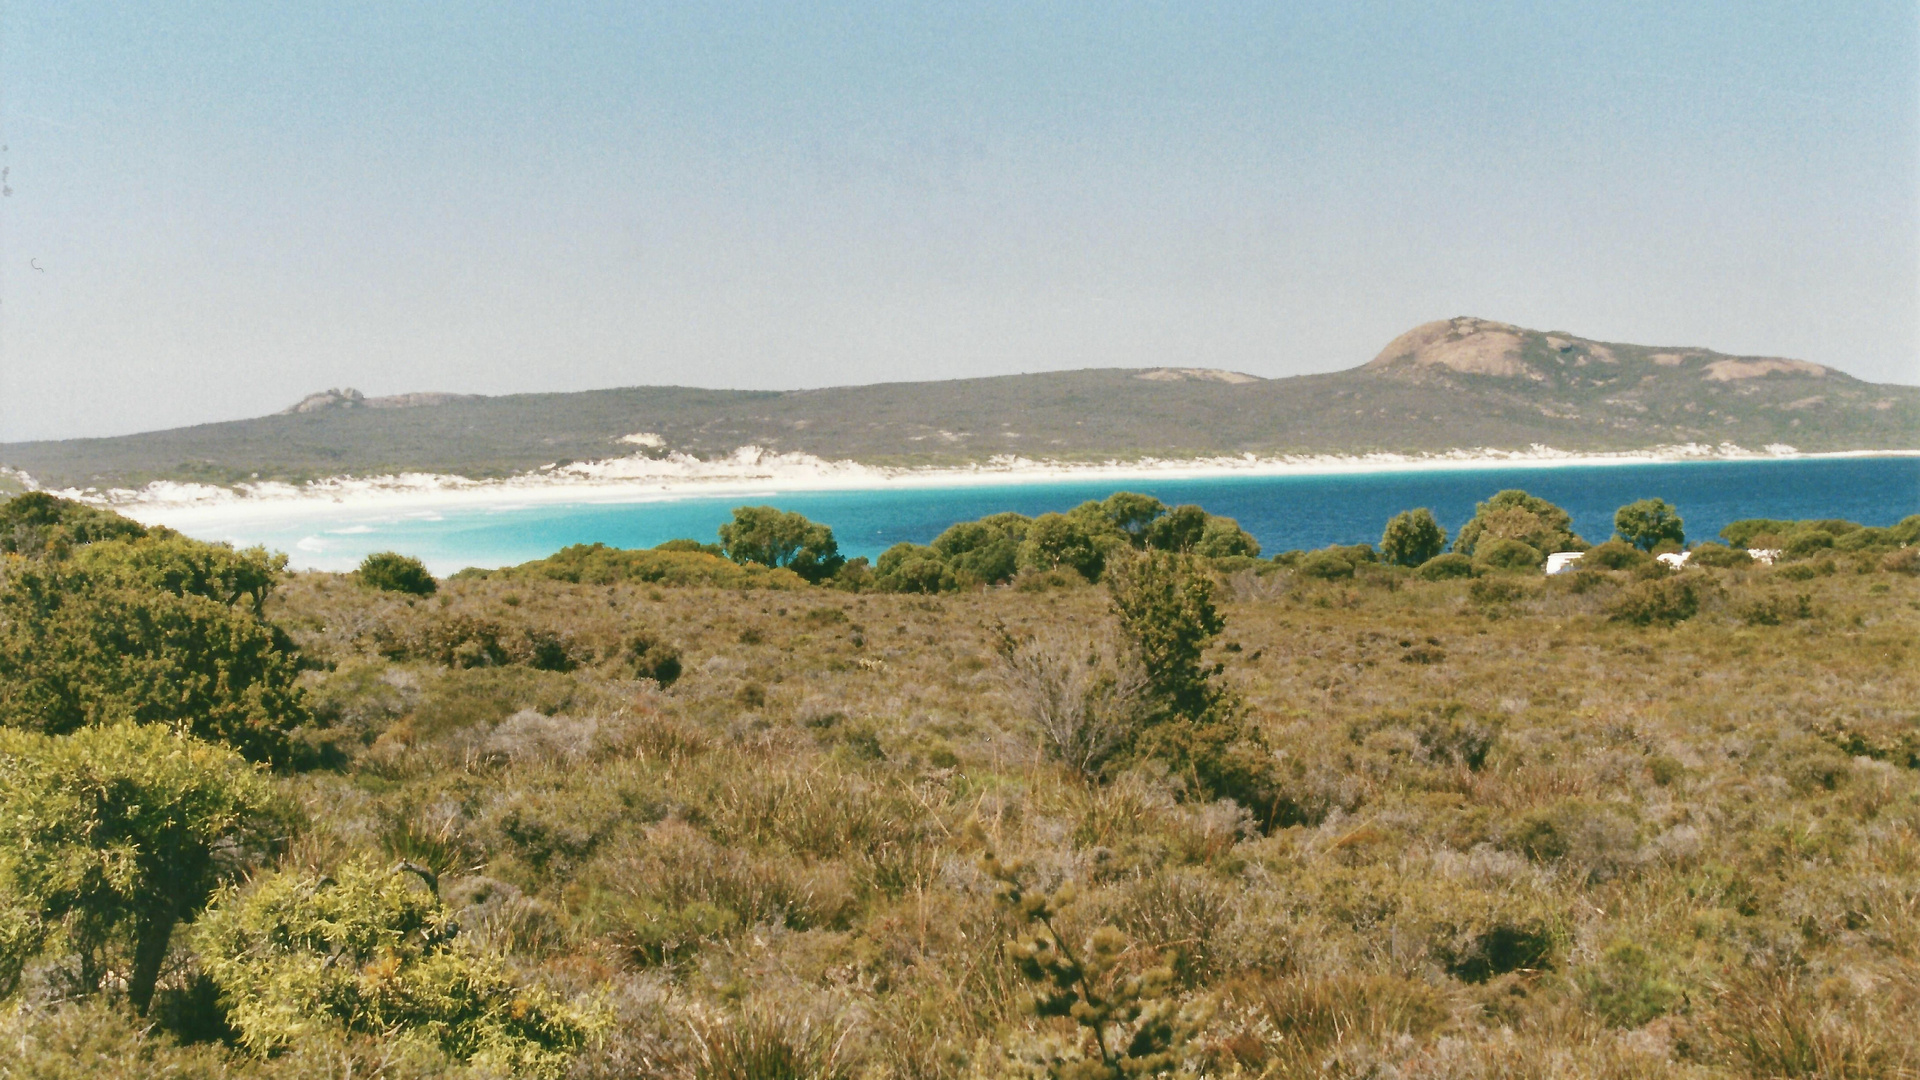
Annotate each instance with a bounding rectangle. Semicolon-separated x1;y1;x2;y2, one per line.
4;316;1915;490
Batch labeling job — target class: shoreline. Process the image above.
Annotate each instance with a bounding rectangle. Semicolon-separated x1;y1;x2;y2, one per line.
52;444;1920;533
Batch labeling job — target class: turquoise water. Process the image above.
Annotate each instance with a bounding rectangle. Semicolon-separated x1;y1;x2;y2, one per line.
190;457;1920;575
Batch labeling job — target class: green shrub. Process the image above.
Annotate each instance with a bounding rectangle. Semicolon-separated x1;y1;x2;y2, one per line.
1472;537;1543;572
1740;592;1813;626
1504;799;1641;881
0;541;309;763
1019;512;1115;581
1380;508;1448;567
1606;576;1701;625
874;543;956;593
1193;513;1261;558
1834;526;1890;552
1089;492;1169;547
1689;542;1753;568
194;859;602;1077
76;533;285;614
357;551;437;595
1783;530;1836;560
0;1001;235;1080
1453;490;1585;557
1578;941;1683;1027
1107;550;1276;815
0;724;283;1012
930;516;1025;585
626;629;683;685
1297;549;1355;579
1415;552;1473;580
982;854;1204;1075
1582;539;1651;570
0;492;148;558
1468;577;1526;605
1721;518;1796;547
496;543;806;589
718;506;845;583
1613;498;1685;552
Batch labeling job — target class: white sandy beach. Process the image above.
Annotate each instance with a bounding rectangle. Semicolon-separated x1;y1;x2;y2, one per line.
39;442;1918;534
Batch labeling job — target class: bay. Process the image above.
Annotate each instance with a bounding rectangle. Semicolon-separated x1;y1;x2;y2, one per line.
189;456;1919;575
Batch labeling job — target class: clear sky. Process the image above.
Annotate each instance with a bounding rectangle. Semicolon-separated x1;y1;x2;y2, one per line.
1;1;1915;441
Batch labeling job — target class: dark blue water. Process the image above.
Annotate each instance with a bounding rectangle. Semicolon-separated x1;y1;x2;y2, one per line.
187;456;1919;575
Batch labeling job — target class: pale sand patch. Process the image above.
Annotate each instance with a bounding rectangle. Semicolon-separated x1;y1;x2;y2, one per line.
1133;368;1263;384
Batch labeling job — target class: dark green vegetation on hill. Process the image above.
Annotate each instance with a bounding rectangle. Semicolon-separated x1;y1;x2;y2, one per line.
5;317;1915;490
3;491;1919;1076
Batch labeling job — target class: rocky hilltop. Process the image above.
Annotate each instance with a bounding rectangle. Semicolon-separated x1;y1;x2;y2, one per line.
1368;317;1835;386
3;318;1913;489
279;388;483;414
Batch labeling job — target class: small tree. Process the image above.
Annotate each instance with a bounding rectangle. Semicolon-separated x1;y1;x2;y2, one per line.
981;852;1207;1078
718;506;845;583
0;724;282;1013
1105;551;1276;815
1143;505;1208;552
194;859;602;1078
875;542;956;594
1613;499;1685;552
1193;515;1260;559
931;515;1027;585
1104;550;1225;720
1453;490;1585;557
357;551;437;595
1092;492;1169;547
1018;513;1110;581
1380;508;1448;567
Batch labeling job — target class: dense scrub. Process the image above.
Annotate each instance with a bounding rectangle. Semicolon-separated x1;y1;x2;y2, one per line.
3;495;1919;1077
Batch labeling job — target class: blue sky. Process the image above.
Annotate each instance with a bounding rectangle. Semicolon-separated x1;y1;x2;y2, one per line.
1;1;1915;440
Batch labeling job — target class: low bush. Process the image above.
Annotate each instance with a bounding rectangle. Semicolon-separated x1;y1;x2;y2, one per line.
1688;541;1753;568
1297;549;1355;580
625;629;683;685
1606;575;1702;625
1783;530;1836;559
1415;552;1473;580
195;859;603;1077
1468;577;1525;605
496;542;807;589
1503;799;1641;881
1580;539;1650;570
357;551;437;595
1577;941;1683;1027
1472;537;1543;572
1740;591;1814;626
995;627;1144;779
1882;547;1920;575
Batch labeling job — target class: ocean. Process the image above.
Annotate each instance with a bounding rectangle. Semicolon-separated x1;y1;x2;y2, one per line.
183;456;1920;575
